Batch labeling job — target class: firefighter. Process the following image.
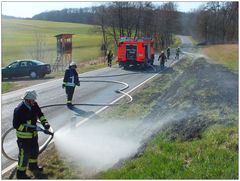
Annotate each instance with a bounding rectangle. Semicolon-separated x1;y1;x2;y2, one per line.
13;90;51;179
158;51;167;70
167;47;170;59
175;47;181;60
107;50;113;67
150;54;155;65
62;62;80;108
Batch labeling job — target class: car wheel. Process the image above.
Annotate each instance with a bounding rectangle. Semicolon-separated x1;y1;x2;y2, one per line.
29;71;37;79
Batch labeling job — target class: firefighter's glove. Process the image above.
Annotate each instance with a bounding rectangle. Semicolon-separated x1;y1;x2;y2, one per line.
43;122;50;130
77;82;80;86
62;84;65;89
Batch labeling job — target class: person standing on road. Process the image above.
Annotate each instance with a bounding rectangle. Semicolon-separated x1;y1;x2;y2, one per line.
167;47;170;59
175;47;181;60
62;62;80;109
107;50;113;67
158;51;167;70
13;90;51;179
150;54;155;65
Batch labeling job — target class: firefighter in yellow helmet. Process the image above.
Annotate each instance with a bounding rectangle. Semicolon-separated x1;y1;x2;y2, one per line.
13;90;50;179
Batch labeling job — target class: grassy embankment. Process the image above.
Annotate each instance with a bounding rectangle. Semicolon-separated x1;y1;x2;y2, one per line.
201;44;238;74
97;43;238;179
98;57;238;179
15;52;237;179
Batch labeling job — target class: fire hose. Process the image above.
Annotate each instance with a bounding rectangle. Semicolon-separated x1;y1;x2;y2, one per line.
2;70;157;163
2;78;134;164
1;123;54;162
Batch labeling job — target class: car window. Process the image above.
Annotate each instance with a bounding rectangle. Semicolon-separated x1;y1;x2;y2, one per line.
27;61;35;66
20;61;28;67
8;62;19;69
31;60;44;65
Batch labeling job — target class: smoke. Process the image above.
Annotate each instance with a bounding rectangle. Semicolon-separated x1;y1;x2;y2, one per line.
53;108;189;176
54;120;142;175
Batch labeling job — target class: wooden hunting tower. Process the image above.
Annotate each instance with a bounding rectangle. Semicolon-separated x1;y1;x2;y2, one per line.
53;33;74;71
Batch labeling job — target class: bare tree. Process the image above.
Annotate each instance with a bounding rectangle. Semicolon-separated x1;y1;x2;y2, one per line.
94;2;181;51
191;2;238;44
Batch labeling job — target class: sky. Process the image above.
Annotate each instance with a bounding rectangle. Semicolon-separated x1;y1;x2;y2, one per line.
2;1;204;18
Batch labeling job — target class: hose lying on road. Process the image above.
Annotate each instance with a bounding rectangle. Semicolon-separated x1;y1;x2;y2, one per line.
40;79;133;108
2;76;134;162
2;66;159;162
2;124;54;162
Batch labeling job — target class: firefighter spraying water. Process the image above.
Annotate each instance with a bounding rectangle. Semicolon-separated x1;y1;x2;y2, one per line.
12;90;52;179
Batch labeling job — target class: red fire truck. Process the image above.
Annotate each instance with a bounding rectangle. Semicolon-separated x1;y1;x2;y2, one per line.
117;37;155;69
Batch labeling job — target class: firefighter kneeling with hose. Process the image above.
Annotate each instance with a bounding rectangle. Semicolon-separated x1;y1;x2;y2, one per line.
13;90;51;179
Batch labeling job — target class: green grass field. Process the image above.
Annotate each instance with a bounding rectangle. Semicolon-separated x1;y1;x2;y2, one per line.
2;18;102;66
202;44;238;74
101;125;238;179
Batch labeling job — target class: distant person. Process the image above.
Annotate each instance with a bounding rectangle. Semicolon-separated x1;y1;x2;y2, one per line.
167;47;170;59
175;47;181;60
150;54;155;65
13;90;51;179
62;62;80;109
158;51;167;70
107;50;113;67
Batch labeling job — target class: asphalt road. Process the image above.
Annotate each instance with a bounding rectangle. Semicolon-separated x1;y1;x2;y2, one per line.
1;35;193;172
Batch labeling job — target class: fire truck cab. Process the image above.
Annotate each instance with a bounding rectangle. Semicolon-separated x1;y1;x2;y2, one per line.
117;37;155;69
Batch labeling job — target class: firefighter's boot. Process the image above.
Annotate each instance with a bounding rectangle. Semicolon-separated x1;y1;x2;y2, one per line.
67;103;73;109
16;170;30;179
29;163;43;172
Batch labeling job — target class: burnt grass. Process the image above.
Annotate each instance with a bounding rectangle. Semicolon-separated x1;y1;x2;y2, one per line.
4;56;238;179
102;56;238;173
145;56;238;141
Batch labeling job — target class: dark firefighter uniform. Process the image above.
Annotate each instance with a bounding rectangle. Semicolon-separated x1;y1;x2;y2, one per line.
167;47;170;59
62;64;80;108
158;52;167;70
107;50;113;67
13;101;49;178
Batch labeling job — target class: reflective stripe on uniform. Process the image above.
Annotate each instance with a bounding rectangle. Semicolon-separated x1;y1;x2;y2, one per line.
17;124;25;131
39;116;47;123
29;159;37;163
63;82;66;85
16;131;33;139
66;82;75;87
27;120;31;125
18;148;26;171
67;100;72;103
17;166;27;171
16;131;37;139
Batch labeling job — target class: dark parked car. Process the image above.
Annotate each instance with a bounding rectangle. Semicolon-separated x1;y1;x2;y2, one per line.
2;59;51;79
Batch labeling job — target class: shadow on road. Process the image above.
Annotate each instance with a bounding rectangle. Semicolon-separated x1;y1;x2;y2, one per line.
70;106;95;118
